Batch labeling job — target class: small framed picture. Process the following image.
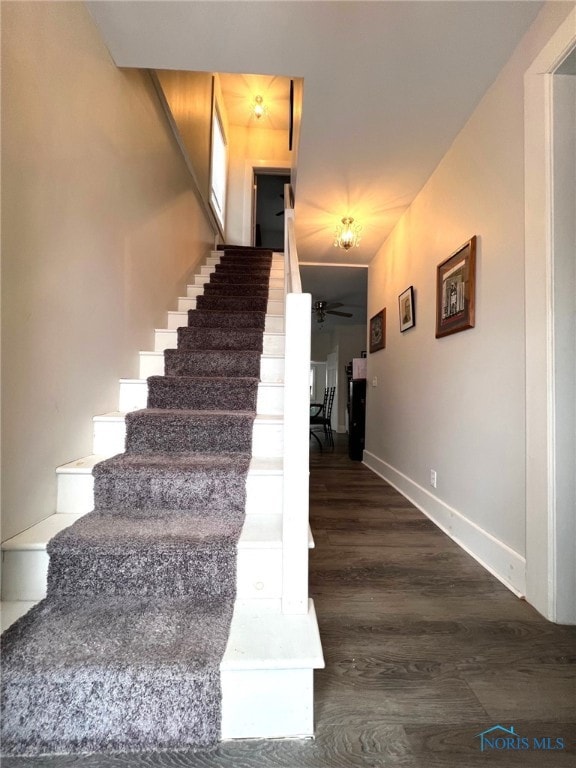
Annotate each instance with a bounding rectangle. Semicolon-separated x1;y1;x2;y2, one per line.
436;236;477;338
369;309;386;353
398;286;415;332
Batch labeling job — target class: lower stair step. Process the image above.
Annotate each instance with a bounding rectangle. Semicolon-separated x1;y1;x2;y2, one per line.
120;378;284;415
154;329;285;355
166;311;284;333
56;456;284;516
1;514;84;601
139;351;284;382
47;512;241;599
1;595;232;754
220;598;324;739
93;452;251;515
1;510;313;605
178;296;284;315
93;412;283;458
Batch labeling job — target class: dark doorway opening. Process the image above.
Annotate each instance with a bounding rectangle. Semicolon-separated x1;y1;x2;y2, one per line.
253;171;290;250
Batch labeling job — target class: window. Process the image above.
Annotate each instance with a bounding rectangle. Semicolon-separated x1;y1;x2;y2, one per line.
210;107;227;230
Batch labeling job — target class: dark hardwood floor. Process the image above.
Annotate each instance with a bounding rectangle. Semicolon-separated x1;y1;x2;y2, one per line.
5;436;575;767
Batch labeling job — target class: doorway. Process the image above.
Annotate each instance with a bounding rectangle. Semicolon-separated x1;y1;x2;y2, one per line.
252;171;290;249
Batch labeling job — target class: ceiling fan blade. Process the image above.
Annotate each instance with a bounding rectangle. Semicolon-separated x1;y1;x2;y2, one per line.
327;310;353;317
275;210;284;216
324;302;344;310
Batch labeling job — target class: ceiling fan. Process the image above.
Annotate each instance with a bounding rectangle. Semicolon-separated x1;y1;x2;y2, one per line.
313;300;353;324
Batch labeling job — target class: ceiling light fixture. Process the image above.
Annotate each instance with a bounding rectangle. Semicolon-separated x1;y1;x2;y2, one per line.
252;95;267;120
334;217;361;250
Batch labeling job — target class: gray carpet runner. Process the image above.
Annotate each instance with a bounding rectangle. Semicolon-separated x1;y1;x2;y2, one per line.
1;249;274;755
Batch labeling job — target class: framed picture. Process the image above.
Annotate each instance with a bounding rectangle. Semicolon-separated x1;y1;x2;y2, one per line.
398;286;415;332
435;236;477;338
369;309;386;353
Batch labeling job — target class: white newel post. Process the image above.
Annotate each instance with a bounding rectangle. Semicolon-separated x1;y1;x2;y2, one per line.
282;200;312;614
282;292;311;614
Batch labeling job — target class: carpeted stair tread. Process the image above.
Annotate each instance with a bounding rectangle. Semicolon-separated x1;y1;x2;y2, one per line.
187;309;266;329
197;295;268;313
147;375;259;410
217;245;273;253
164;349;261;378
125;409;255;454
93;451;250;514
1;595;231;754
214;263;272;277
47;511;241;599
203;283;269;298
176;327;264;352
209;271;271;285
219;251;272;263
48;510;242;553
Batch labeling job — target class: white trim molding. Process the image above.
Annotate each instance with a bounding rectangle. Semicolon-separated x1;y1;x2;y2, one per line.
242;160;292;245
524;8;576;623
363;451;527;597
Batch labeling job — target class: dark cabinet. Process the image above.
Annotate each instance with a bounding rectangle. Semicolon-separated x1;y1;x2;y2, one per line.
348;379;366;461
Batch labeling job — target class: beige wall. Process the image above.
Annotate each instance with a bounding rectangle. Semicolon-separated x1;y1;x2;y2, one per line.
153;69;214;223
364;2;573;595
226;125;291;245
1;2;215;541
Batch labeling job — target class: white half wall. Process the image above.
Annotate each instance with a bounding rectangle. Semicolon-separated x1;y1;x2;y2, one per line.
364;3;573;602
1;2;215;541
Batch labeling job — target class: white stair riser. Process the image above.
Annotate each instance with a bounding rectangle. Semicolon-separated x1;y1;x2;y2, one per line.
191;277;284;291
154;330;285;355
251;422;283;458
56;472;95;514
260;356;284;384
139;353;285;382
2;540;281;603
93;418;283;458
119;379;283;415
178;297;284;313
246;474;283;515
221;669;314;739
56;467;283;517
118;381;148;413
237;550;281;599
266;316;284;333
2;550;49;602
166;311;284;332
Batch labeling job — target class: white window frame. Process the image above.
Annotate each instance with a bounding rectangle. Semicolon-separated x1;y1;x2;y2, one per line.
210;103;227;232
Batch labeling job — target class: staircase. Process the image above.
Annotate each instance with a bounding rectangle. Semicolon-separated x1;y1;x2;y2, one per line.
1;245;323;755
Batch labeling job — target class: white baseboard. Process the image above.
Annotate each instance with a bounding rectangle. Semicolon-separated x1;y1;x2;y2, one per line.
362;451;526;597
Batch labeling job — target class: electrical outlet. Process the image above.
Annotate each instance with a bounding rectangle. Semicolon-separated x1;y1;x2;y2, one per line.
430;470;437;488
372;376;378;387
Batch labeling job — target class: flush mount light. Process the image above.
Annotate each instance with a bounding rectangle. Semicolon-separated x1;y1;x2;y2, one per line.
334;217;361;250
251;95;267;120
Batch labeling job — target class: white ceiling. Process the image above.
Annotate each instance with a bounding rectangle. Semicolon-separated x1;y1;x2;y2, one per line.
88;1;543;267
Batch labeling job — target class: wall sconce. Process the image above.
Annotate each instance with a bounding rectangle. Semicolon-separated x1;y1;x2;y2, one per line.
251;95;267;120
334;217;361;250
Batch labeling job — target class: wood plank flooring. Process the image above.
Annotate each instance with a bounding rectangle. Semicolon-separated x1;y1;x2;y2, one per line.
4;436;575;767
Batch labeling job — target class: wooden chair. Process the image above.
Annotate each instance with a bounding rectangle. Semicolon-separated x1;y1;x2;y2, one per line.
310;386;336;449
